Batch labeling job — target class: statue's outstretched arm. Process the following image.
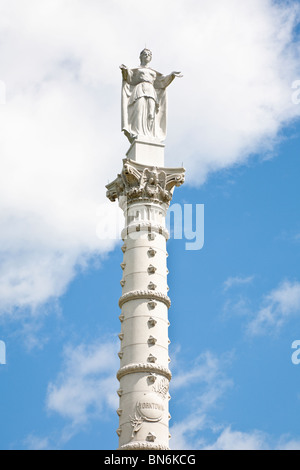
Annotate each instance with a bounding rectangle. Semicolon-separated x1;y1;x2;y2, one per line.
154;71;183;89
120;64;128;82
171;71;183;78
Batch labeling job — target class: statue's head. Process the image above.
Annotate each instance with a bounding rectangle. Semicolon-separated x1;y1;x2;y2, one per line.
140;48;152;66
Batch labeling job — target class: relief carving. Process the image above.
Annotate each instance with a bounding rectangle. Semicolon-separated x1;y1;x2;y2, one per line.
129;378;169;441
146;432;157;443
148;265;157;275
106;160;185;205
148;282;157;291
148;317;157;328
148;336;157;346
148;248;157;257
147;354;157;363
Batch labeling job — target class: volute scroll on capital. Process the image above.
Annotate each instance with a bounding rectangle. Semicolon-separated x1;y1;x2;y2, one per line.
106;159;185;205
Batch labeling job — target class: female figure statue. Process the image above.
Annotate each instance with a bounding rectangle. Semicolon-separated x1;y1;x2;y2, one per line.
120;49;182;144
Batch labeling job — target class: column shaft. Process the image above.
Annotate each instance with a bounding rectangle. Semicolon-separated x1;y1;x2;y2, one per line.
106;157;185;450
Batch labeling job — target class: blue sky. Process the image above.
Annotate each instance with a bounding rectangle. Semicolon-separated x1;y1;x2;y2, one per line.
1;0;300;450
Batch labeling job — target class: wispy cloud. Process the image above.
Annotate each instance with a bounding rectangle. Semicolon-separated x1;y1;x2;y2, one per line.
23;435;52;451
222;275;254;320
202;427;268;450
202;430;300;451
275;230;300;244
277;438;300;451
248;280;300;336
170;351;234;450
46;338;119;439
170;347;300;450
222;276;300;336
170;349;271;450
223;275;255;292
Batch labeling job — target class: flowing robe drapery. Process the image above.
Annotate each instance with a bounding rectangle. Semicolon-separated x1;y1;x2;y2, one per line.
121;67;175;143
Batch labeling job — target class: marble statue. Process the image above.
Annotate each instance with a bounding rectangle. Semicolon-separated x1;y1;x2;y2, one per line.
120;49;182;144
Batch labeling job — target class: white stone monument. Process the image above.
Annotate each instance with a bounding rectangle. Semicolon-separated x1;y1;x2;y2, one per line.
106;49;185;450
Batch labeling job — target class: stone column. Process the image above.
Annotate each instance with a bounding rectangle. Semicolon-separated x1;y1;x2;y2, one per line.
106;144;184;450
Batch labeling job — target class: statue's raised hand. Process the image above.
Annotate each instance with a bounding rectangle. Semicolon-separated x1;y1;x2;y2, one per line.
120;64;128;80
172;71;183;78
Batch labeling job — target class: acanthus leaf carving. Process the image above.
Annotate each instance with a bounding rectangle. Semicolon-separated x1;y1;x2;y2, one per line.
106;159;185;205
153;378;169;400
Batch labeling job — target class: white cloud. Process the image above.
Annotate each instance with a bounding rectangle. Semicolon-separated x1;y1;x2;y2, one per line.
170;348;300;450
277;438;300;451
172;351;233;395
24;435;52;451
170;351;269;450
202;429;300;451
0;0;299;315
202;427;267;450
248;280;300;335
224;276;255;291
222;278;300;334
170;351;233;450
46;339;119;429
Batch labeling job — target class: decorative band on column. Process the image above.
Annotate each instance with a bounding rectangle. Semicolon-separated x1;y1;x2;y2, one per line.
121;223;169;241
120;442;170;451
119;290;171;309
117;362;172;381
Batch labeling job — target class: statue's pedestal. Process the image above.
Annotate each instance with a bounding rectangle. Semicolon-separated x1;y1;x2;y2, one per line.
126;138;165;167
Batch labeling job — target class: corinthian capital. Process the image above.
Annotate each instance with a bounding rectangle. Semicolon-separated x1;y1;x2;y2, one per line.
106;159;185;205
